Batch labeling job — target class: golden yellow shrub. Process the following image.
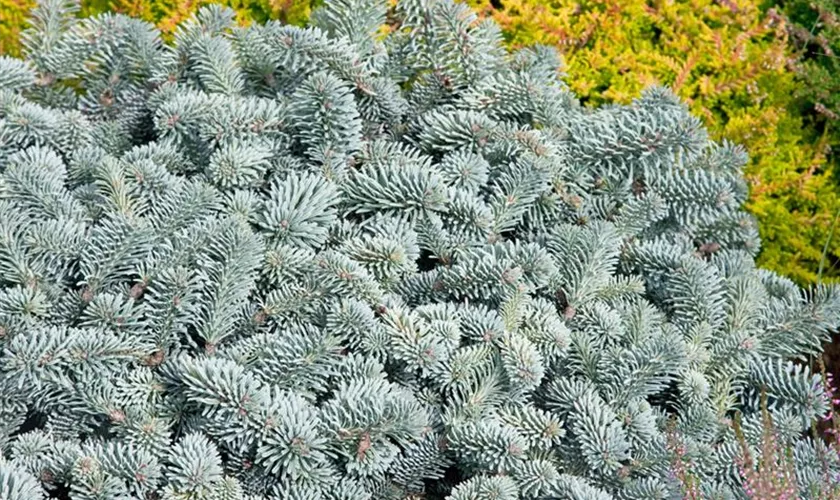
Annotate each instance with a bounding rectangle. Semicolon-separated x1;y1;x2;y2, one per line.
81;0;316;32
1;0;35;56
0;0;316;56
470;0;840;283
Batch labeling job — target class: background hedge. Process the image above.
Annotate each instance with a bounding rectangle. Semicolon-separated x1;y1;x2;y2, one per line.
0;0;316;56
467;0;840;285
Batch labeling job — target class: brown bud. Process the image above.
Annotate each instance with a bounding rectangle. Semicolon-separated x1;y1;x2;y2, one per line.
38;354;52;366
77;457;95;475
40;469;54;483
36;73;55;86
109;409;126;423
698;242;721;256
143;350;165;366
617;465;631;480
438;436;449;451
129;282;146;299
632;177;646;196
99;89;114;107
357;432;372;461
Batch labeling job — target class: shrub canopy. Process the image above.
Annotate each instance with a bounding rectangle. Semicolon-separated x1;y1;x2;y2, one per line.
1;0;840;499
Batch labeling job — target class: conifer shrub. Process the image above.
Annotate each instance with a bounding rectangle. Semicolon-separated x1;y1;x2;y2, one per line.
1;0;840;498
468;0;840;284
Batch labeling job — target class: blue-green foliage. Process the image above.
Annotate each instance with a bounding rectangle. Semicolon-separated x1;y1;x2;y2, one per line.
1;0;840;499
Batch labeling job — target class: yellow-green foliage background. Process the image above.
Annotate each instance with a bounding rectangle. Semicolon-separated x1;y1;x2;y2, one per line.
468;0;840;284
1;0;317;56
1;0;839;283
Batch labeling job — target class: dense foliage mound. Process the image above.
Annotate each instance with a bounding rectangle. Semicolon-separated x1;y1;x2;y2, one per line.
1;0;840;498
4;0;839;285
